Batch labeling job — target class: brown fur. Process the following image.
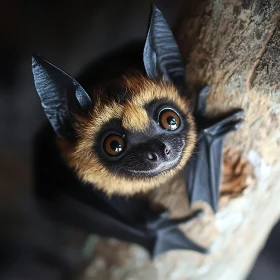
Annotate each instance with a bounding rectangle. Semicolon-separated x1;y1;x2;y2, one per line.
58;74;196;196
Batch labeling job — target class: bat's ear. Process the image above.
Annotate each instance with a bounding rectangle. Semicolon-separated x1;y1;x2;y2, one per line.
143;5;185;93
32;54;92;140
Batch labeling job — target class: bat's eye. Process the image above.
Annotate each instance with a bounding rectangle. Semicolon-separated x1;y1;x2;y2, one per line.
104;135;125;156
159;109;180;131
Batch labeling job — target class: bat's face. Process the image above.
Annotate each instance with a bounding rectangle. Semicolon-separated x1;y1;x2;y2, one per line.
61;75;196;195
98;102;187;178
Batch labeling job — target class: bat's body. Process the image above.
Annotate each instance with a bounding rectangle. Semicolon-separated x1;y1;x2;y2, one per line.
32;5;243;258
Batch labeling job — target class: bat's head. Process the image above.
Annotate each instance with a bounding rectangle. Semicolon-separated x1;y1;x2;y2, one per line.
32;6;196;195
65;74;196;195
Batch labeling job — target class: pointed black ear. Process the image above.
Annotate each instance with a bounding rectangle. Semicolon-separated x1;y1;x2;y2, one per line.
143;5;185;93
32;54;92;139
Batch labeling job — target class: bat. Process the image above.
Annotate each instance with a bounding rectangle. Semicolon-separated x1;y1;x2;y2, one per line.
32;5;243;258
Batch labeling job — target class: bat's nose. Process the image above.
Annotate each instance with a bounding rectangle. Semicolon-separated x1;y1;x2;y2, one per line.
145;142;171;162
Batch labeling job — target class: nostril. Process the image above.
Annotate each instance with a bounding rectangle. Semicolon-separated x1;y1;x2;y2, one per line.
165;148;170;156
146;151;158;161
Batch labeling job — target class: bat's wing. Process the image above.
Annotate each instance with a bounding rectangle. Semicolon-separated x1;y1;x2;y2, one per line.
146;211;207;258
38;189;207;259
40;191;208;259
185;86;244;212
40;192;155;252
